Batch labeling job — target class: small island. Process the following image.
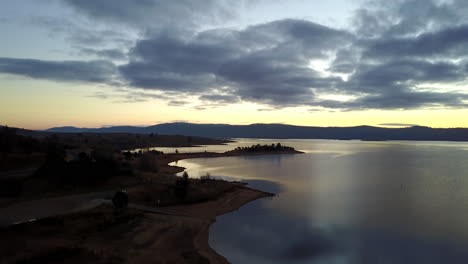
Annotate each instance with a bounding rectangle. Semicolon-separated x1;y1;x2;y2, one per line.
226;143;300;154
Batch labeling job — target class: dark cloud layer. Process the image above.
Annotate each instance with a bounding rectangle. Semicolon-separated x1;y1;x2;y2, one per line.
64;0;236;29
364;24;468;59
199;94;240;104
345;59;463;94
120;19;351;107
115;7;468;110
342;91;468;110
340;0;468;109
0;57;116;83
3;0;468;110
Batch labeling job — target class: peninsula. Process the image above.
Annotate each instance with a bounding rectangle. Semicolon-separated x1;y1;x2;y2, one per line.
0;126;301;263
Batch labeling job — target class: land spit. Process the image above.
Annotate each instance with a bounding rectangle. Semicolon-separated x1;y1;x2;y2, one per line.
0;150;303;263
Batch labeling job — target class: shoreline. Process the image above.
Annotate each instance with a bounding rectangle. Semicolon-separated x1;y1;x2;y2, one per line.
173;184;274;263
126;150;300;262
143;151;286;263
0;150;297;263
158;150;304;174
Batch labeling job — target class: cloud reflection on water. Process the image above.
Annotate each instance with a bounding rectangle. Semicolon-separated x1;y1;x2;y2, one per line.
175;139;468;263
210;180;468;264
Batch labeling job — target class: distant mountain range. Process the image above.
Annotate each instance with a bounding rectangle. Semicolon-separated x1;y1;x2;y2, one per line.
44;123;468;141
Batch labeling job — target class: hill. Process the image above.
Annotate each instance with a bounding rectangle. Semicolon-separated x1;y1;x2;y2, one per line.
46;123;468;141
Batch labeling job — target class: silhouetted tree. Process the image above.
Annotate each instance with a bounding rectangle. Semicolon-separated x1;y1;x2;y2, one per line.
123;151;132;160
138;152;159;172
112;190;128;214
175;171;190;199
232;143;295;153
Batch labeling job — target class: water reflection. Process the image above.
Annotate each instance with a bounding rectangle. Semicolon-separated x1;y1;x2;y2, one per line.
211;195;343;263
211;179;468;264
177;140;468;263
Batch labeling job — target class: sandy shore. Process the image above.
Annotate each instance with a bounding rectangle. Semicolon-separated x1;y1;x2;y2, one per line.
0;187;272;264
0;151;284;264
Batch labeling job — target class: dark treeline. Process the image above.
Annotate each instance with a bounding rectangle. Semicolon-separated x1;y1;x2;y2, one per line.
0;126;132;196
232;143;295;153
33;147;130;188
47;123;468;142
0;126;46;154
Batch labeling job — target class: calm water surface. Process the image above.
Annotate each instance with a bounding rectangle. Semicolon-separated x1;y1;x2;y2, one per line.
172;139;468;263
145;138;305;154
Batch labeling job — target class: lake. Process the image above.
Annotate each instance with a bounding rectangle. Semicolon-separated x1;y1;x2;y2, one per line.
173;139;468;263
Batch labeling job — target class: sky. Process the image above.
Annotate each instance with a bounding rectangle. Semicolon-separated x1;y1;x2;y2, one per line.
1;0;468;129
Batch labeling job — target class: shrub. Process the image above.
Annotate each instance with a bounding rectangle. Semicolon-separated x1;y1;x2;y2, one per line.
200;172;211;183
138;152;159;172
232;143;295;153
175;171;190;199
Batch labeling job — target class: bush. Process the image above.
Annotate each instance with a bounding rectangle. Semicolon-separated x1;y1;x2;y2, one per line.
200;172;211;183
138;152;159;172
175;171;190;199
34;150;119;188
232;143;295;153
123;151;132;160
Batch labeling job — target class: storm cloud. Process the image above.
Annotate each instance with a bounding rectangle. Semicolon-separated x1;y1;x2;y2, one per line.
2;0;468;111
338;0;468;110
120;19;352;107
0;57;116;83
363;24;468;59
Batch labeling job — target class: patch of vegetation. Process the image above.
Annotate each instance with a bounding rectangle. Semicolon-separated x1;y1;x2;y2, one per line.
38;132;229;151
183;178;237;204
33;146;127;189
2;206;143;264
122;150;164;173
129;172;238;207
200;172;211;183
174;171;190;200
0;126;44;154
231;143;296;153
